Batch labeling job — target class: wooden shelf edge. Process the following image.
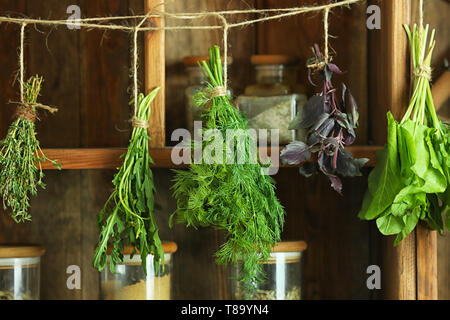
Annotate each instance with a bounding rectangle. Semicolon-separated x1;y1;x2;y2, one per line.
40;145;382;170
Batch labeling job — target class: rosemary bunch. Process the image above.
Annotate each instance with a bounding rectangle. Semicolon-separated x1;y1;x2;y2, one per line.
171;46;285;297
93;88;164;274
0;76;60;223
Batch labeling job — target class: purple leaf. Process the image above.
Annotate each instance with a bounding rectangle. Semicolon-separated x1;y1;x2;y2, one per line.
329;175;343;194
298;95;325;129
280;141;312;165
328;63;344;74
316;118;335;137
299;162;318;178
336;148;368;177
342;84;359;127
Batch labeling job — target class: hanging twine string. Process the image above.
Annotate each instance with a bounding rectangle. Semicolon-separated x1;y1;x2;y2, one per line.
19;23;26;103
15;23;58;120
306;8;331;70
323;8;330;63
0;0;363;32
132;13;152;126
1;0;364;122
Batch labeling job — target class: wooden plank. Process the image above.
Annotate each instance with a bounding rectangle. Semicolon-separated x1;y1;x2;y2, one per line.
26;0;81;148
416;224;438;300
38;145;382;170
369;0;416;300
368;0;411;144
80;0;131;148
380;233;416;300
438;234;450;300
275;167;371;299
145;0;166;148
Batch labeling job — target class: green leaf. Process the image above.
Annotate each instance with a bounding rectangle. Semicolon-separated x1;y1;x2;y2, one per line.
376;210;404;235
358;113;403;220
394;208;420;246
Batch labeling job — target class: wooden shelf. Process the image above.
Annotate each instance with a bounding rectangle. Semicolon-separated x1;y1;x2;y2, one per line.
40;145;382;170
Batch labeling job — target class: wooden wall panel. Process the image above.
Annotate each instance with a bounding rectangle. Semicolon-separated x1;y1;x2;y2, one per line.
275;168;371;299
410;0;450;300
80;0;132;148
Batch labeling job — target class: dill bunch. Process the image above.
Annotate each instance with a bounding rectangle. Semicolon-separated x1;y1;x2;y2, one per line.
93;88;164;275
171;46;285;297
0;76;60;223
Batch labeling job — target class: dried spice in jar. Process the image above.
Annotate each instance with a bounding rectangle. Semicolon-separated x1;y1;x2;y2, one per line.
237;55;307;145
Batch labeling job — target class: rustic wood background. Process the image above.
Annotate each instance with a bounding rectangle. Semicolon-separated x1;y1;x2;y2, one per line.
0;0;448;300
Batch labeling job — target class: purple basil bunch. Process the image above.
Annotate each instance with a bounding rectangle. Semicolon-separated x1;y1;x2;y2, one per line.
281;45;368;194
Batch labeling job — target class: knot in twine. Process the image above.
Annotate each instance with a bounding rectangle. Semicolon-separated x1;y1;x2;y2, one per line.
209;86;228;99
306;59;328;71
131;116;149;129
12;102;58;123
15;106;37;123
414;65;432;80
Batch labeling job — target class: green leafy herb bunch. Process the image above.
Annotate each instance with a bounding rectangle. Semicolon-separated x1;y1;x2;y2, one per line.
0;75;60;223
93;87;164;274
171;46;285;297
358;24;450;244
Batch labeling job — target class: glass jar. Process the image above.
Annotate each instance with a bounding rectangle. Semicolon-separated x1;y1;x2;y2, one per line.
0;244;45;300
231;241;307;300
100;242;177;300
237;55;307;145
184;56;232;135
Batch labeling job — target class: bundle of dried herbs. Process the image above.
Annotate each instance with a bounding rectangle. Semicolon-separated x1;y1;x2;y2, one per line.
93;88;164;274
0;76;60;223
171;46;285;297
281;45;368;194
358;25;450;244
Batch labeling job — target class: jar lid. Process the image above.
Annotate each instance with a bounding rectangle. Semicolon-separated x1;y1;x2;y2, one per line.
183;55;233;66
107;242;178;255
251;55;299;66
271;241;307;253
0;244;46;258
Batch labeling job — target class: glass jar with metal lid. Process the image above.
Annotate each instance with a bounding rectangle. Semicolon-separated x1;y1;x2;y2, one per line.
183;56;233;135
231;240;307;300
100;241;177;300
237;55;307;145
0;244;45;300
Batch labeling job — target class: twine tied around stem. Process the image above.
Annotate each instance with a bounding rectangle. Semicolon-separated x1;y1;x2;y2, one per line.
131;115;149;129
209;86;228;99
11;101;58;123
414;64;432;80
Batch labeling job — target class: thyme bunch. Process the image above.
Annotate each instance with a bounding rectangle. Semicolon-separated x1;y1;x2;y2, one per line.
93;88;164;274
0;76;60;223
171;46;285;297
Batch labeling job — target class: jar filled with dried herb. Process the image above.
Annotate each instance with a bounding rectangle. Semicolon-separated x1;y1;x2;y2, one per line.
237;55;307;145
0;244;45;300
183;56;232;135
100;242;177;300
231;241;307;300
